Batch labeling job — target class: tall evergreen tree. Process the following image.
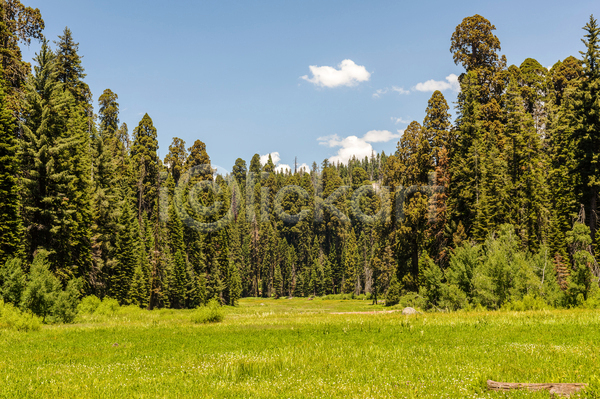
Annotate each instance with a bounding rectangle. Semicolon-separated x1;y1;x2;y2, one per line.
54;27;91;106
130;113;159;217
0;1;44;112
0;68;20;264
572;16;600;244
111;200;137;303
21;40;92;282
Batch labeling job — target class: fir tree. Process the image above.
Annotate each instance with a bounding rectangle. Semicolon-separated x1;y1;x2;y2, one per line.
111;200;137;303
54;27;91;106
572;16;600;243
130;113;159;217
0;68;20;263
21;40;92;282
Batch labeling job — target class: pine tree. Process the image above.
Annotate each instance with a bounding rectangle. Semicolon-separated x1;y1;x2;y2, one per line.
21;40;92;283
130;114;159;217
111;200;137;303
0;68;20;264
572;16;600;243
168;250;187;308
164;137;187;184
54;27;91;106
98;89;119;151
423;90;451;164
343;229;359;294
0;1;44;111
90;134;119;294
227;255;242;305
128;264;148;308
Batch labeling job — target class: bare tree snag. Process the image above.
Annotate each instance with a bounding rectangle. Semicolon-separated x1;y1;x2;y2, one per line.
487;380;588;397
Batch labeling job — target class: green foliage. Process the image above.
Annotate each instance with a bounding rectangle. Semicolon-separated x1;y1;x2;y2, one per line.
94;297;120;316
419;252;444;307
0;300;41;332
385;273;401;307
0;258;26;305
51;278;82;323
20;251;62;321
190;299;224;324
0;69;20;264
77;295;101;314
502;295;549;311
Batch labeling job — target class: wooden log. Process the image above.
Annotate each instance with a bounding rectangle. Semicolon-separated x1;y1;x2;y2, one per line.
487;380;588;397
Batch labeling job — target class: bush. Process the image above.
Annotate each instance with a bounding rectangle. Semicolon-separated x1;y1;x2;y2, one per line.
0;300;41;332
0;258;26;305
20;251;62;322
78;295;101;314
398;292;427;310
50;279;82;323
191;299;224;324
94;297;120;316
502;295;549;311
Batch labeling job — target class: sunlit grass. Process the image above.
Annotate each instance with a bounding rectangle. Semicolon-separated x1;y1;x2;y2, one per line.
0;298;599;398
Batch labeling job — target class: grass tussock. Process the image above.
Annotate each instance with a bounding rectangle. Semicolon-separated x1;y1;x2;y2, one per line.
190;299;224;324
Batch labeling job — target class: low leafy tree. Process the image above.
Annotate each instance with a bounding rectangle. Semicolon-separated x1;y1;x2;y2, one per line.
0;258;26;305
20;251;62;322
566;223;596;306
51;278;82;323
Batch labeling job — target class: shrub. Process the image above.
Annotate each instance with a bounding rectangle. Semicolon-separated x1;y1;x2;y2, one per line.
0;258;26;305
94;297;120;316
78;295;101;314
191;299;224;324
50;278;82;323
20;251;62;322
0;300;41;332
502;295;549;311
398;292;427;310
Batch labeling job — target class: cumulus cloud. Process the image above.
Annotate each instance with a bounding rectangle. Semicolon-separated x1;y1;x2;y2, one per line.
362;129;401;143
391;117;410;125
318;130;400;164
259;152;297;174
373;86;410;98
302;59;371;88
275;164;291;173
297;163;310;173
413;74;460;92
260;152;281;166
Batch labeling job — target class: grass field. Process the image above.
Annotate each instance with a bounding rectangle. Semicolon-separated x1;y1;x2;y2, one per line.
1;298;599;398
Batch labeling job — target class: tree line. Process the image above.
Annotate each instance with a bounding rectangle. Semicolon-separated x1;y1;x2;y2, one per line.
0;2;599;315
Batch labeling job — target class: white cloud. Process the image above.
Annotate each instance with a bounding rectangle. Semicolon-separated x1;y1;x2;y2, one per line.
363;129;401;143
275;164;291;173
318;130;399;164
391;117;410;125
260;152;281;166
297;163;310;173
302;59;371;88
373;86;410;98
391;86;410;95
413;74;460;92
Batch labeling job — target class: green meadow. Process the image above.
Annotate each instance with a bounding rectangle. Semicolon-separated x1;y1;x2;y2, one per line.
1;299;599;398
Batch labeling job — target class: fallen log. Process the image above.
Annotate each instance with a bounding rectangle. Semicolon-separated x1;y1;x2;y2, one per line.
487;380;588;397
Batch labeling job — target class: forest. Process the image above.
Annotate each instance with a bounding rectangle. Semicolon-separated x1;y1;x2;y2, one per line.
1;1;600;323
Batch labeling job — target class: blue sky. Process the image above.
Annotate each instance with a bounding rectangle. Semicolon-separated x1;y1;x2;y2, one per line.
24;0;599;173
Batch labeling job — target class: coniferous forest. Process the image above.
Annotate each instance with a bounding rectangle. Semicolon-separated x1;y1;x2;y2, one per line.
1;2;600;321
